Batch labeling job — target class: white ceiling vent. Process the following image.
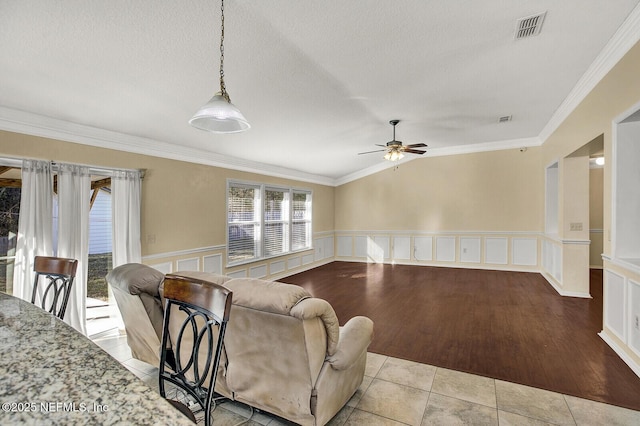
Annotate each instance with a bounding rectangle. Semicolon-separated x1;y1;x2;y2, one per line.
515;12;547;39
499;115;512;123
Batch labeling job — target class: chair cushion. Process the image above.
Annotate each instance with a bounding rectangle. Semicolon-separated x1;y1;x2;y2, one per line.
106;263;164;297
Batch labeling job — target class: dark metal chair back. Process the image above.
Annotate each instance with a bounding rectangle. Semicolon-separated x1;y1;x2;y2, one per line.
159;274;232;426
31;256;78;320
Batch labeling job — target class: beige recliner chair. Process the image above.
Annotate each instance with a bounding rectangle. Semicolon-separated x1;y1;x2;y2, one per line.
107;264;374;426
218;277;373;426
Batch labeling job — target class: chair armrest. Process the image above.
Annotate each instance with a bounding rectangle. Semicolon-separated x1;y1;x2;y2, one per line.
326;316;373;370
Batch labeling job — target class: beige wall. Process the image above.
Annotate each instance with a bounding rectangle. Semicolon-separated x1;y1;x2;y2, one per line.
542;40;640;256
335;147;543;232
0;130;335;258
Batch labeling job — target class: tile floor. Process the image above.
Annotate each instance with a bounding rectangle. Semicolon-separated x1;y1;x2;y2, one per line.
92;332;640;425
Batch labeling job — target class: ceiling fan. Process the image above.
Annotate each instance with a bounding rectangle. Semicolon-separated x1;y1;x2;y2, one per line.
358;120;428;161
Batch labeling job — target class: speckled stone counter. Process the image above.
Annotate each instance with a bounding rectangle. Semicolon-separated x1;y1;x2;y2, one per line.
0;292;192;425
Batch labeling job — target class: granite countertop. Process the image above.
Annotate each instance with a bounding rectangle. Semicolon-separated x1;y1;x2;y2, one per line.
0;292;192;425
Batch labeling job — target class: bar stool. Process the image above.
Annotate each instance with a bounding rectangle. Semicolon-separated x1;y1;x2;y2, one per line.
159;274;232;425
31;256;78;320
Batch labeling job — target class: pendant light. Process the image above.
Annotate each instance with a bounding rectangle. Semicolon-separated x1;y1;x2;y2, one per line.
189;0;250;133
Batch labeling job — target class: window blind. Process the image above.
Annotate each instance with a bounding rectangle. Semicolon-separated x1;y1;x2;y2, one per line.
227;184;260;263
227;181;312;265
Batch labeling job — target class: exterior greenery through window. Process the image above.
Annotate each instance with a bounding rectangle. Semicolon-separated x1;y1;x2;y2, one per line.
227;181;312;265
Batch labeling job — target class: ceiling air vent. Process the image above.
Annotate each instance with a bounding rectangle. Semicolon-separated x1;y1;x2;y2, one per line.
499;115;512;123
515;12;546;39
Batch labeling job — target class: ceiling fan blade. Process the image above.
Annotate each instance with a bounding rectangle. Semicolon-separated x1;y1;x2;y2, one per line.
358;149;387;155
403;149;427;155
375;144;388;148
405;143;428;148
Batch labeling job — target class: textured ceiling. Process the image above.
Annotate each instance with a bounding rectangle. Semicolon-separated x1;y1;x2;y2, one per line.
1;0;639;184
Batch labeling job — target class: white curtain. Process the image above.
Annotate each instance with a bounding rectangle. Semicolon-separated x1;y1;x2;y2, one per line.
111;170;142;267
13;160;53;302
57;163;90;334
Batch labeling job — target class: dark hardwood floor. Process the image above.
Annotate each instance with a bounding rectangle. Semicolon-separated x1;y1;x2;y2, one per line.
282;262;640;411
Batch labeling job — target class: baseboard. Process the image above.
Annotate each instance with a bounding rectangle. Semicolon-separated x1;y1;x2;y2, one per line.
541;271;592;298
275;259;334;282
599;330;640;379
333;257;538;274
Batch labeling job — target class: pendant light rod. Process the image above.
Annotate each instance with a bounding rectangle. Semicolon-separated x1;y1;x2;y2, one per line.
219;0;229;102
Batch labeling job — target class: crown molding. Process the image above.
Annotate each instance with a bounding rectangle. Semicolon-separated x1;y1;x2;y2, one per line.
334;136;541;186
0;106;336;187
538;3;640;143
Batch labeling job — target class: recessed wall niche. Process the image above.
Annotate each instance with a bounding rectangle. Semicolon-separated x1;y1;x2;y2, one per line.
614;107;640;264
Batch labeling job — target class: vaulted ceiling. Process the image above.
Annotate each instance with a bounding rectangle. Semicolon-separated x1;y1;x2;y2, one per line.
1;1;639;185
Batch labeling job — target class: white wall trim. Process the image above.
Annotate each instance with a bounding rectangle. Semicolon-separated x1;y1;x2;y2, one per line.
607;256;640;277
0;106;335;187
272;259;333;282
142;244;225;261
561;239;591;245
337;258;536;273
335;230;541;236
538;3;640;143
541;271;591;299
599;330;640;378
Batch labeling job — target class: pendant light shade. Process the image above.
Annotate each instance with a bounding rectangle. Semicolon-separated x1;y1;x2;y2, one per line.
189;92;250;133
190;0;249;133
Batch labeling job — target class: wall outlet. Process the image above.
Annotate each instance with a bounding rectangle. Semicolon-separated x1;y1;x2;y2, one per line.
636;315;639;330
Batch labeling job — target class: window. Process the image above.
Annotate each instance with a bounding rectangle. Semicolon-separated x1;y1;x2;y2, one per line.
227;181;312;265
0;186;21;295
292;191;312;251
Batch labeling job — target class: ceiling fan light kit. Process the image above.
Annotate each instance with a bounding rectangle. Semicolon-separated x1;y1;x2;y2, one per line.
189;0;250;134
359;119;427;162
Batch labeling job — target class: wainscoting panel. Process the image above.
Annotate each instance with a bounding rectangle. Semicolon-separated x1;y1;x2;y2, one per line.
542;238;562;283
460;237;481;263
150;262;172;274
629;279;640;357
354;236;368;258
605;269;627;342
287;256;302;270
270;260;286;275
414;237;433;261
314;236;335;262
337;236;352;257
600;259;640;377
176;257;199;271
302;253;315;265
203;254;223;274
512;238;538;266
314;242;323;261
436;237;456;262
228;269;247;279
393;236;411;261
485;237;508;265
324;236;334;259
250;264;267;279
372;236;390;262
